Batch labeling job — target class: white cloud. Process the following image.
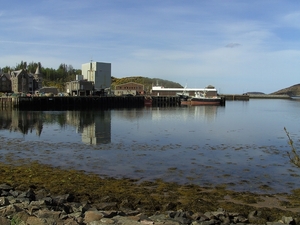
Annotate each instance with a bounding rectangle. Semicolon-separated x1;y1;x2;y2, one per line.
1;1;300;93
282;11;300;28
225;43;241;48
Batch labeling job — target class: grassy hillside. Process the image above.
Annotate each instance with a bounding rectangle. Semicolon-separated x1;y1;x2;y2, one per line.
111;76;183;91
270;83;300;96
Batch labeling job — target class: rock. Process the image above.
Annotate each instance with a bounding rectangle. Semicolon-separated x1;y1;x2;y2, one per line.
25;216;49;225
53;193;75;204
17;188;36;201
0;197;9;207
248;210;264;224
0;216;10;225
9;190;20;198
36;208;61;220
84;210;105;223
190;212;209;221
12;211;30;224
34;188;50;200
266;222;285;225
0;183;298;224
93;201;118;210
0;204;23;217
282;216;295;225
0;184;13;191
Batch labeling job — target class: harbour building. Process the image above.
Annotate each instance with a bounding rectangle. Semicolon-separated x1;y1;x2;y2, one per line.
81;62;111;95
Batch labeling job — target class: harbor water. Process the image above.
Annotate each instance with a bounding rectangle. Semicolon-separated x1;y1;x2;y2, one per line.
0;98;300;194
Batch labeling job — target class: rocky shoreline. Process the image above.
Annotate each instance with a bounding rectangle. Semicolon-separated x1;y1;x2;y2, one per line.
0;183;298;225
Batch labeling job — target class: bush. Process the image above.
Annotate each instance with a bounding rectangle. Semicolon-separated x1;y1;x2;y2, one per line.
285;127;300;167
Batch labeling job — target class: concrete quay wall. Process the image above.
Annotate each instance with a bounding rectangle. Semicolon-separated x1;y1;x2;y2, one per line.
0;94;292;110
248;94;291;99
220;94;291;100
1;96;145;110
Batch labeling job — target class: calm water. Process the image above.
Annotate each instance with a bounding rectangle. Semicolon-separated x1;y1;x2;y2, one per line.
1;99;300;194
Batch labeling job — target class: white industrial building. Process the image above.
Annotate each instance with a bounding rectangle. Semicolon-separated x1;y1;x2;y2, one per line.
81;61;111;94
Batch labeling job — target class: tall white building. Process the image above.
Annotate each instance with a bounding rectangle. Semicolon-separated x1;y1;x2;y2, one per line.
81;62;111;93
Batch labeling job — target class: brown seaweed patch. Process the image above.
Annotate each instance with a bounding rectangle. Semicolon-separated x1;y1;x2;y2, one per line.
0;160;299;220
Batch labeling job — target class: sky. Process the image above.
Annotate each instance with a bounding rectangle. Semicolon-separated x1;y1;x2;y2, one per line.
1;0;300;94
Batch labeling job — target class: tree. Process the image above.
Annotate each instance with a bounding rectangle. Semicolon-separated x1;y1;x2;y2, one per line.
27;62;39;73
1;66;12;73
15;61;27;70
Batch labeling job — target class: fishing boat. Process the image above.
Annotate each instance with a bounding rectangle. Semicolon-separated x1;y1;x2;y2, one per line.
290;95;300;100
144;96;152;106
190;91;222;106
176;90;191;105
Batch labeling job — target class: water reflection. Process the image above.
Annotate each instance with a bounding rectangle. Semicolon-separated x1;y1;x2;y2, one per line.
151;105;219;122
0;100;300;194
0;110;111;145
0;110;44;136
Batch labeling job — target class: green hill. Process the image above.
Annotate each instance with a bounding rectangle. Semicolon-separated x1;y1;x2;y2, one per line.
111;76;183;91
270;84;300;96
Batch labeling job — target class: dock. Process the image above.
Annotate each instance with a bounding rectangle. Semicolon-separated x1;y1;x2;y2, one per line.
1;94;290;110
0;96;146;110
220;94;291;100
0;96;181;110
220;94;250;101
151;96;180;107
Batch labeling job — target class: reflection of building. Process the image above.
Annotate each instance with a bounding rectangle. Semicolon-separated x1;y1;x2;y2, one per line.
65;111;112;145
9;110;43;135
193;105;218;121
0;110;12;129
1;110;111;145
81;111;111;145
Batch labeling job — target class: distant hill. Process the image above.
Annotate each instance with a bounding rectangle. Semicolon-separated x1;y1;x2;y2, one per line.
244;92;265;95
270;84;300;96
111;76;183;91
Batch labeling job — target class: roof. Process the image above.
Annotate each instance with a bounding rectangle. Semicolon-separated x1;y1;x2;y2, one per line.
35;63;41;75
115;82;144;87
151;86;217;92
0;73;11;80
11;69;26;77
38;87;58;94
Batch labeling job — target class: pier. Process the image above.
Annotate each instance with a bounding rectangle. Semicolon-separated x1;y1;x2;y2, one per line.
151;96;180;107
0;96;146;110
220;94;250;101
2;94;290;110
0;96;181;110
220;94;291;100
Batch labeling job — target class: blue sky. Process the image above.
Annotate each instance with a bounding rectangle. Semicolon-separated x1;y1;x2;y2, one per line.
1;0;300;94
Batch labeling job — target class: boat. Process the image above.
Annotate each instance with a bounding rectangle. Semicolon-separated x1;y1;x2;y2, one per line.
189;91;222;106
144;96;152;106
176;90;191;105
290;95;300;100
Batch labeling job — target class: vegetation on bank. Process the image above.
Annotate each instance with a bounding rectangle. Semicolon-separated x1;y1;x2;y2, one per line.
271;83;300;96
2;61;183;92
285;127;300;168
2;61;81;91
111;76;183;92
